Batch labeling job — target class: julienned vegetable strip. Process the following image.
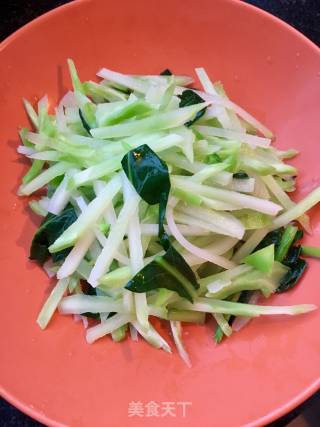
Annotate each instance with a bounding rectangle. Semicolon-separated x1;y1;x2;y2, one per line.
17;61;318;366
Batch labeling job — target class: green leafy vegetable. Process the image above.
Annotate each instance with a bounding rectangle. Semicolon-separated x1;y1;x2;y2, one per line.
277;258;307;293
125;245;199;302
275;225;298;262
178;90;207;126
30;206;77;265
121;144;170;241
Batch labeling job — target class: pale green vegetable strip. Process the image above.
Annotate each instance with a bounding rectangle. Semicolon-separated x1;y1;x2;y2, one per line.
272;187;320;229
67;58;84;94
86;314;134;344
37;278;70;329
301;246;320;258
23;98;39;128
132;321;171;353
172;177;282;216
91;103;209;138
19;162;73;196
195;67;232;129
212;313;233;337
88;187;140;286
22;160;44;185
57;230;96;279
168;310;206;323
59;295;124;314
172;298;316;317
49;174;121;252
170;321;191;367
122;174;149;332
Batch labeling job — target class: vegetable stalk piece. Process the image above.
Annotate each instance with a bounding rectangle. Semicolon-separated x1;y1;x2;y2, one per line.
49;174;121;252
301;246;320;258
244;244;275;274
172;298;316;317
37;278;70;329
90;103;209;138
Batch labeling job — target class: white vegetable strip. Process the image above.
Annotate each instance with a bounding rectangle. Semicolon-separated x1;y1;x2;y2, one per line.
140;223;210;236
59;90;77;108
174;211;232;236
37;278;70;329
187;88;274;138
232;228;269;262
28;151;61;161
195;67;234;129
17;146;35;155
262;175;311;232
213;314;232;337
166;205;236;269
57;230;96;279
132;321;171;353
47;174;74;215
88;185;140;286
173;298;316;317
170;321;191;368
230;178;255;193
49;174;121;252
262;175;294;209
177;204;245;240
272;187;320;229
201;197;238;211
172;177;282;216
184;237;238;266
195;126;271;148
97;68;149;93
86;314;134;344
26;132;46;145
23;98;39;128
19;162;73;196
232;291;261;332
74;193;129;266
122;174;149;331
200;265;252;287
59;295;124;314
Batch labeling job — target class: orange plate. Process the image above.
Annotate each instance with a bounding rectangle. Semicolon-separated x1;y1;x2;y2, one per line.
0;1;320;426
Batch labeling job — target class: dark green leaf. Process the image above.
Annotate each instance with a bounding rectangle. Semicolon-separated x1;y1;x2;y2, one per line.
160;69;172;76
233;172;249;179
79;109;91;135
81;282;100;319
294;228;304;243
178;89;207;126
255;228;284;252
277;258;307;293
284;245;302;266
125;245;199;302
30;206;77;265
121;144;170;240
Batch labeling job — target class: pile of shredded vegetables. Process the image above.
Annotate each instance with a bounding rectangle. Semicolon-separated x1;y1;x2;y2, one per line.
17;60;319;366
